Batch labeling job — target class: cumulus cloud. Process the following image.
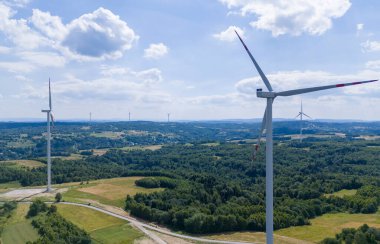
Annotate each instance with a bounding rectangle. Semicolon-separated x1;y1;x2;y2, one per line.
213;26;244;42
356;23;364;31
60;8;138;60
0;3;49;49
18;51;66;67
0;61;35;73
2;0;31;7
144;43;168;59
361;40;380;52
219;0;351;36
0;6;138;62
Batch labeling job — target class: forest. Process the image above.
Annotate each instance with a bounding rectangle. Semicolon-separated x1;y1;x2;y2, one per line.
0;121;380;234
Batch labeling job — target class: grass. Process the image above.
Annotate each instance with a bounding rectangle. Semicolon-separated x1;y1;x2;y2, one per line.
1;204;39;244
0;160;44;169
276;210;380;243
57;205;144;244
325;189;357;198
0;181;22;193
62;177;164;207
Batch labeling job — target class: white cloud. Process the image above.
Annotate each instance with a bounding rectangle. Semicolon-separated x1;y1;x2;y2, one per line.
361;40;380;52
144;43;169;59
30;9;67;40
2;0;31;8
0;3;49;49
357;23;364;31
19;68;168;103
366;60;380;70
0;45;11;53
60;8;138;60
0;61;35;73
213;26;244;42
219;0;351;36
18;51;66;67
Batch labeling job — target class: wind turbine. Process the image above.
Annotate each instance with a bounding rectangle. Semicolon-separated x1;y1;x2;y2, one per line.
235;31;377;244
295;100;312;142
41;79;54;192
129;112;131;121
167;113;170;123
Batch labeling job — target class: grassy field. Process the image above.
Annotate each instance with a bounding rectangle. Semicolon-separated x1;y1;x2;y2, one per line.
90;131;125;139
120;145;163;151
1;204;39;244
0;160;44;169
325;189;357;198
205;210;380;243
0;181;22;192
62;177;164;207
57;204;144;244
276;210;380;243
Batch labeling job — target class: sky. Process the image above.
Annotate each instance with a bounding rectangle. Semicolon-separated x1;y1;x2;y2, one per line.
0;0;379;121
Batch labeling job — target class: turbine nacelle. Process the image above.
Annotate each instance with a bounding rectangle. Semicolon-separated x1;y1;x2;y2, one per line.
256;90;276;98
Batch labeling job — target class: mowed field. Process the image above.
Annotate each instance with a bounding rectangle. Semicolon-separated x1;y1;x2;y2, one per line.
57;205;144;244
206;209;380;243
62;177;164;207
1;204;39;244
0;160;44;169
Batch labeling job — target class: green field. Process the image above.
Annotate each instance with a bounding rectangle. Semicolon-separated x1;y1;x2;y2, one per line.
62;177;164;207
0;181;22;192
90;131;125;139
57;204;144;244
324;189;357;198
1;204;39;244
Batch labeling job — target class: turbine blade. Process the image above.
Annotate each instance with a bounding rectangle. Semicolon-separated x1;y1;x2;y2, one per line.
295;113;301;119
276;79;377;97
302;113;312;119
234;30;273;92
50;113;55;127
49;78;52;110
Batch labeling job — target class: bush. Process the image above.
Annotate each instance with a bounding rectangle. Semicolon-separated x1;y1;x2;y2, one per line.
55;192;62;202
27;199;48;218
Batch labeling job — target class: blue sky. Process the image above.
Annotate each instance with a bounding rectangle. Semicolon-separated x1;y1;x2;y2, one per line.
0;0;379;121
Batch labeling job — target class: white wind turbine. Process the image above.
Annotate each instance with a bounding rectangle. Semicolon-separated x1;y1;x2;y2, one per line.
41;79;54;192
235;31;377;244
295;100;312;142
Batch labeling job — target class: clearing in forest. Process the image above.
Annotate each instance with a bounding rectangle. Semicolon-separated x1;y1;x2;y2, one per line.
63;177;164;207
0;160;44;169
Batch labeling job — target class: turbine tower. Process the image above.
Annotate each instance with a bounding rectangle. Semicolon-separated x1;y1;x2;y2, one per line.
235;31;377;244
41;79;54;192
295;100;312;142
129;112;131;121
167;113;170;123
89;112;92;123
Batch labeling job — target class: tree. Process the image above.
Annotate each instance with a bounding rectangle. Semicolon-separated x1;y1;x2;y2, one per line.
55;192;62;202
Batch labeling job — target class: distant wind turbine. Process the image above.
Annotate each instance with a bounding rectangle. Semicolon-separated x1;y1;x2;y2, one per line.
129;112;131;121
235;30;377;244
295;100;312;142
167;113;170;123
41;78;54;192
89;112;92;123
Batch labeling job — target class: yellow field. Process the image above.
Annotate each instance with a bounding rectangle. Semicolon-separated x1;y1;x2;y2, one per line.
0;160;44;169
62;177;164;207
